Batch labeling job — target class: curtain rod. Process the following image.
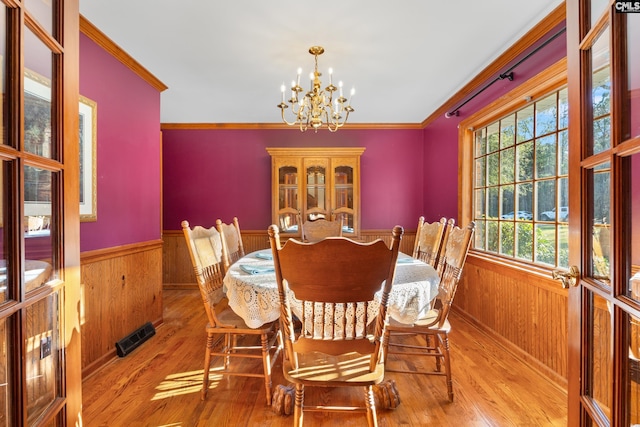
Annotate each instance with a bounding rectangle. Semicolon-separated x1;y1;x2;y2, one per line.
444;27;567;119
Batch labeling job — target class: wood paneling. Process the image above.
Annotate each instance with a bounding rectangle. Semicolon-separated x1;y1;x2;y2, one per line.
80;240;163;376
454;252;568;385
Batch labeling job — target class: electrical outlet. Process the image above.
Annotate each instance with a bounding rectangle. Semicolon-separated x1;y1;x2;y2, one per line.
40;336;52;359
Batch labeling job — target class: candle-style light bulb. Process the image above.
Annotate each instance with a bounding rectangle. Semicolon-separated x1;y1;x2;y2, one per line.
349;88;355;105
328;67;333;86
281;83;285;103
296;68;302;87
339;81;343;98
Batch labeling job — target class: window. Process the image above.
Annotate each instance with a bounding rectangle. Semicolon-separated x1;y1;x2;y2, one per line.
461;60;569;268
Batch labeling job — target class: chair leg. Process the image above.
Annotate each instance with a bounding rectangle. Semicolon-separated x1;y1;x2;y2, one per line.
441;333;453;401
223;333;231;369
202;333;214;400
364;385;379;427
294;384;304;427
260;333;273;406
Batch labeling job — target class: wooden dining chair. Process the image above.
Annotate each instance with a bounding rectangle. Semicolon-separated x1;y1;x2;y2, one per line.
216;217;245;272
181;220;282;405
412;216;450;268
268;224;404;427
384;221;475;402
298;215;343;242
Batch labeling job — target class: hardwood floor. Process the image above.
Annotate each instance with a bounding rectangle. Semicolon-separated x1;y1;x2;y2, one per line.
82;289;568;426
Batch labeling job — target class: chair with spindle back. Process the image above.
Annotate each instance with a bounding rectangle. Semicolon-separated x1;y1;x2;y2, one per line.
385;221;475;402
216;217;245;272
412;216;450;268
182;220;281;404
298;214;343;243
268;224;404;426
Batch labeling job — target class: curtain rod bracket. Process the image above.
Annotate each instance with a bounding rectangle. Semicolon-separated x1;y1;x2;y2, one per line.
499;72;514;81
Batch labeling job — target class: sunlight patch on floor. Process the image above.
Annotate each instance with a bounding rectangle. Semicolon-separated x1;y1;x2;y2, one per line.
151;369;224;400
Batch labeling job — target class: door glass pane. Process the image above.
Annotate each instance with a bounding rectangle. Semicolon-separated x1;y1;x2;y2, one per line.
629;154;640;301
591;29;611;155
630;312;640;424
590;163;611;283
24;28;54;159
0;317;13;427
591;0;609;27
26;292;60;425
628;13;640;140
24;0;53;35
23;166;54;291
589;291;612;422
0;5;7;147
0;161;9;304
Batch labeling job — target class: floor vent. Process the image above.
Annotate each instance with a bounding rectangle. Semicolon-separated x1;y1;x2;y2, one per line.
115;322;156;357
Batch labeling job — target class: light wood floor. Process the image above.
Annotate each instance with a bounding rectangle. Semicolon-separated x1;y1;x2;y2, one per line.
82;289;568;426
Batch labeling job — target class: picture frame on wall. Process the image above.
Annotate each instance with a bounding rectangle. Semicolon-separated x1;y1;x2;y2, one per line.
24;69;97;222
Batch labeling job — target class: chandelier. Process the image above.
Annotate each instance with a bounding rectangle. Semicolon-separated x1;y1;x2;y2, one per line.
278;46;355;132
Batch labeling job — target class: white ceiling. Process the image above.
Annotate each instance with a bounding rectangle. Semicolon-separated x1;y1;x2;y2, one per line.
79;1;564;125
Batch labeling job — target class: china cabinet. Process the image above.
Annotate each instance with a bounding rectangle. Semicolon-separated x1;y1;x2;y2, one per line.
266;147;365;238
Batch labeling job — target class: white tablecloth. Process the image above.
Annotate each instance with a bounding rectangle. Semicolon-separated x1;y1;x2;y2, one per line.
223;249;440;329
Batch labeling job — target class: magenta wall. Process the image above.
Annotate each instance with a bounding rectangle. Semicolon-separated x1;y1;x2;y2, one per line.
79;34;162;252
422;25;567;225
162;128;424;232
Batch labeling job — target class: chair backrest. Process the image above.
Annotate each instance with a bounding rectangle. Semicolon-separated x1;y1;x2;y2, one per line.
412;216;449;268
216;217;245;272
299;217;343;242
268;225;404;371
431;221;475;328
182;220;226;327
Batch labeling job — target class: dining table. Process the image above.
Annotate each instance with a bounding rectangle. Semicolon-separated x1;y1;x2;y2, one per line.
223;248;440;329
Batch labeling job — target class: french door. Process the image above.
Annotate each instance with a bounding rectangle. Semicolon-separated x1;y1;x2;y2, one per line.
0;1;81;425
565;0;640;425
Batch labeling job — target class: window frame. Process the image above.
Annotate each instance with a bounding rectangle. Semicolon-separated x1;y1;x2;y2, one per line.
459;58;568;271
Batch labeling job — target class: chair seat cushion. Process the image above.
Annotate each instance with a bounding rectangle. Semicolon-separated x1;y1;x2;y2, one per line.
283;351;385;387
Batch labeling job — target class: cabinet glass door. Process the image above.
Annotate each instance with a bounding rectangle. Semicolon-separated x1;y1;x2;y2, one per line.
304;158;329;221
332;159;356;235
277;162;300;233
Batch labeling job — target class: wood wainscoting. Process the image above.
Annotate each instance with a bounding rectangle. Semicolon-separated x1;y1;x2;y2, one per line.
162;229;417;289
454;252;569;386
81;240;163;377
